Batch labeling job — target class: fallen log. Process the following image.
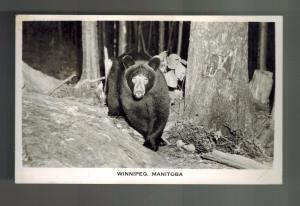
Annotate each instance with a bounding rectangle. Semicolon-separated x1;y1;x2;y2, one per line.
201;149;268;169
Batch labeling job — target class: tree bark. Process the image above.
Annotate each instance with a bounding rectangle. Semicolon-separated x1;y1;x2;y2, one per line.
134;22;141;52
184;22;255;137
77;21;100;87
113;21;117;57
167;22;174;52
159;21;165;52
139;23;149;56
127;22;133;51
259;22;268;71
102;22;106;48
118;21;127;56
177;21;183;55
147;22;153;51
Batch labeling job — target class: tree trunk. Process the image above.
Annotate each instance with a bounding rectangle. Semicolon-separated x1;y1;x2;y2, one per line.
259;22;267;71
139;23;148;55
177;21;183;55
113;21;117;57
77;21;100;88
184;22;255;137
167;22;174;52
159;21;165;52
147;22;153;51
118;21;127;56
102;22;106;46
127;22;133;51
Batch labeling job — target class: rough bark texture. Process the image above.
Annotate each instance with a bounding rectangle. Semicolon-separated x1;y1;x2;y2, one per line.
77;21;100;85
177;21;183;55
118;21;127;55
159;22;165;52
259;22;268;71
184;22;255;136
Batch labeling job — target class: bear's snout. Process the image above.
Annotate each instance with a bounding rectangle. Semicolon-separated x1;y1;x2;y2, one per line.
132;74;147;99
133;90;144;99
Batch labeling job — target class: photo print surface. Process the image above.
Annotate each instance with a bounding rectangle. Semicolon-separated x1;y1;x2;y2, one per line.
15;15;282;184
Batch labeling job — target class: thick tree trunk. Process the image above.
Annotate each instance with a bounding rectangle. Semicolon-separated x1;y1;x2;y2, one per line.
77;21;100;87
184;22;255;137
159;21;165;52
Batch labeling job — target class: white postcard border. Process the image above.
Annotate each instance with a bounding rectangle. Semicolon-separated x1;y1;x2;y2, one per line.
15;15;283;184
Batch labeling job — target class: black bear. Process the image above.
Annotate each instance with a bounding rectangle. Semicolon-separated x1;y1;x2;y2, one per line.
106;52;170;151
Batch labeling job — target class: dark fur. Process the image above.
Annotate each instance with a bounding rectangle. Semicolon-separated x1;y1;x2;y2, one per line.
106;52;170;151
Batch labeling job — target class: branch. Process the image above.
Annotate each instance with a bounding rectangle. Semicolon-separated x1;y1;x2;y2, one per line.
75;76;106;89
48;73;77;96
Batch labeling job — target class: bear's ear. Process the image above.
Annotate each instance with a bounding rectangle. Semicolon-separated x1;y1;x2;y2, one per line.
122;55;135;69
148;57;161;71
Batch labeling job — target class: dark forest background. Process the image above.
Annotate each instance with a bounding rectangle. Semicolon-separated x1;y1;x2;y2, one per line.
22;21;275;107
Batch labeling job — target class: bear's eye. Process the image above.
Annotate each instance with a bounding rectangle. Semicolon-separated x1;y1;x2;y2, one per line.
132;75;148;85
132;77;137;84
144;78;149;85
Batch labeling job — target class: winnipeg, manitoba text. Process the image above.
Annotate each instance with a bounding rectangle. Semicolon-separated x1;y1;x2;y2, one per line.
117;171;184;177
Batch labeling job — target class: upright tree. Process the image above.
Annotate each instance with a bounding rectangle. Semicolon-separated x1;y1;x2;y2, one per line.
118;21;127;55
159;21;165;52
167;22;174;52
113;21;118;57
147;22;153;51
177;21;183;55
184;22;256;137
77;21;100;87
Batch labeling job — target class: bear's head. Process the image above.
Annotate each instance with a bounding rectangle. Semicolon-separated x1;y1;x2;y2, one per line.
122;55;160;100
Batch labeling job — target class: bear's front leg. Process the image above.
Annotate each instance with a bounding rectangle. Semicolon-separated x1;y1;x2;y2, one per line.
143;117;166;151
143;117;158;151
106;93;122;117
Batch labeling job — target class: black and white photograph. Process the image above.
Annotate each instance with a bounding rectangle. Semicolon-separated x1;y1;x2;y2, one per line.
15;15;282;184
